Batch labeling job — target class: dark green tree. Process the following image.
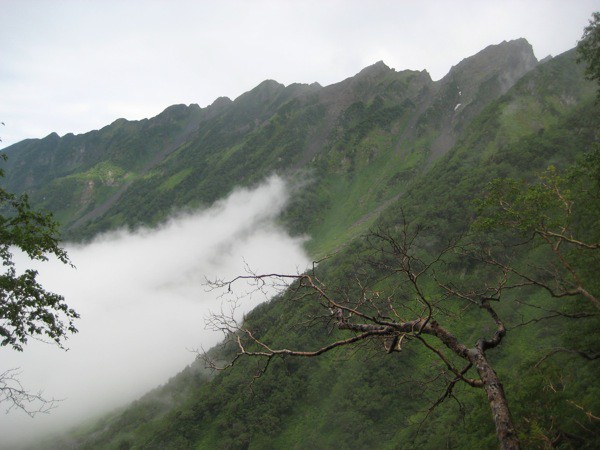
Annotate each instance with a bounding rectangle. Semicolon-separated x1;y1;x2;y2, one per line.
0;153;79;415
206;151;600;450
474;152;600;311
577;11;600;96
206;224;523;449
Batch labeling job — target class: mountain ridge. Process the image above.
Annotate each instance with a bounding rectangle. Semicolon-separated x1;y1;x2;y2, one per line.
1;38;544;248
52;42;600;449
2;36;599;449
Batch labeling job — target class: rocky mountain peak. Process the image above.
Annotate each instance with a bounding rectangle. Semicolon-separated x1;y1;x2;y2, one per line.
443;38;537;96
208;96;233;112
231;79;287;113
356;60;392;79
421;39;538;161
241;79;286;101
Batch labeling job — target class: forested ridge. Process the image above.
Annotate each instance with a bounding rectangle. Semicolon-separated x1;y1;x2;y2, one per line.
2;36;599;449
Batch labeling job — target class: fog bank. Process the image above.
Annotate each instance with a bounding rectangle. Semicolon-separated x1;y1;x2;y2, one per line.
0;175;310;446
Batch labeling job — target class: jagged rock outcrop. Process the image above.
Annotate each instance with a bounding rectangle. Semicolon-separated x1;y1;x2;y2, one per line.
1;39;544;237
418;38;538;159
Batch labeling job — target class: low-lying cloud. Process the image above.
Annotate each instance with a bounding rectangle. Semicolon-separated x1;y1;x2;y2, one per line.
0;175;310;447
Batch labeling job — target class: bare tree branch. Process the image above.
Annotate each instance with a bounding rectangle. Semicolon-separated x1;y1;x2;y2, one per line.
534;347;600;368
204;224;526;449
0;368;60;417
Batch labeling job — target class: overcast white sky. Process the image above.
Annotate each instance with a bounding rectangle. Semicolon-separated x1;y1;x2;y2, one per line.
0;0;598;149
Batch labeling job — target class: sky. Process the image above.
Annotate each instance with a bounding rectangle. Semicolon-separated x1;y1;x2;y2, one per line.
0;0;598;149
0;176;310;446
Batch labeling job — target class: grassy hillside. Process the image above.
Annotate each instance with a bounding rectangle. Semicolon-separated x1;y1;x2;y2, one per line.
3;41;538;253
40;48;600;449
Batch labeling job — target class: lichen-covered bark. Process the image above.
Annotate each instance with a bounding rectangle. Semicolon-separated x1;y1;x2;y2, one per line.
340;318;520;449
469;348;520;450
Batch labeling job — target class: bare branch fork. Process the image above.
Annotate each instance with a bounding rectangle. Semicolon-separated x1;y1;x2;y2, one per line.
0;368;60;417
203;226;523;449
468;247;600;310
479;172;600;310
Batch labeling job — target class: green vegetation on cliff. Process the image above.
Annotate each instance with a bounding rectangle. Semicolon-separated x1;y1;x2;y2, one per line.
2;39;599;449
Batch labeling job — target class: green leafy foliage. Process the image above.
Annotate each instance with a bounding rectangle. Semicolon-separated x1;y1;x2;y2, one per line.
577;12;600;96
473;149;600;313
474;166;572;234
0;154;78;351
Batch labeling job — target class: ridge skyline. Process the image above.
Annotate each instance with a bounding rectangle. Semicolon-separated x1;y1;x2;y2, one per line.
6;38;542;147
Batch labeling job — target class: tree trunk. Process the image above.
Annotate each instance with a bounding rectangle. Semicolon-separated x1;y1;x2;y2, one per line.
469;348;520;450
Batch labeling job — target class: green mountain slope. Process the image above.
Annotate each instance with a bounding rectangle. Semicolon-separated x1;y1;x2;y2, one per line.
2;41;599;449
57;47;599;450
3;39;538;256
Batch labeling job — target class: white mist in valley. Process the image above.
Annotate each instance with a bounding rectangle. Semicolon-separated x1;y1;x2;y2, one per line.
0;175;310;446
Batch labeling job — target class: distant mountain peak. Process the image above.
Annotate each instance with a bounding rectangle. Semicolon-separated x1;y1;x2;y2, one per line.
43;131;60;140
256;79;286;89
356;60;392;78
234;79;286;105
210;96;233;109
441;37;537;100
447;38;537;77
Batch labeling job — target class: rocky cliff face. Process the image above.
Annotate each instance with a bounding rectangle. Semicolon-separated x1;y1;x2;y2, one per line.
1;39;543;238
418;38;539;159
444;38;538;102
